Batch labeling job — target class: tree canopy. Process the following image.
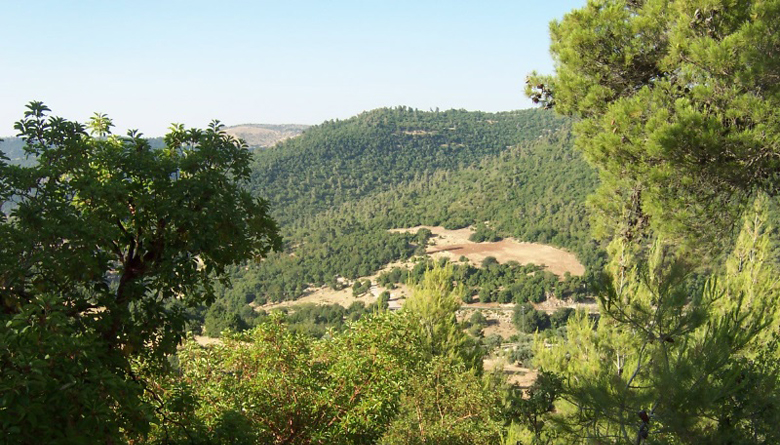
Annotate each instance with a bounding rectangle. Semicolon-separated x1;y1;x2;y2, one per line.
0;102;281;443
525;1;780;443
528;0;780;251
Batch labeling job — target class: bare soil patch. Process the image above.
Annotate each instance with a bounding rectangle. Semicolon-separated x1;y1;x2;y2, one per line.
223;124;308;147
534;294;599;314
257;226;586;313
458;307;517;339
257;260;415;312
484;356;538;388
194;335;221;346
390;226;585;276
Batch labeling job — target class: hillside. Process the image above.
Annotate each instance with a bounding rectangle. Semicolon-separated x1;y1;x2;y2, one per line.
0;137;33;166
223;123;309;148
1;107;601;336
0;121;307;166
204;107;601;334
248;107;570;225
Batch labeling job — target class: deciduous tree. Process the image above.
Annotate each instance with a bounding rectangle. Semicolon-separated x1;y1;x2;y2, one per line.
0;102;281;443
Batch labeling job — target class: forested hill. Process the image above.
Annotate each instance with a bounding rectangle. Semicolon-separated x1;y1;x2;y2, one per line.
204;108;601;329
0;137;32;166
248;107;570;225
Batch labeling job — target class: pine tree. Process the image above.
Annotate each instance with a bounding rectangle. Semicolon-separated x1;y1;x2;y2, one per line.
528;0;780;252
533;205;780;443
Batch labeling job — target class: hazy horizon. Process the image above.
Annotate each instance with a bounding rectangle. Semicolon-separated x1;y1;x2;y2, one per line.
1;0;585;137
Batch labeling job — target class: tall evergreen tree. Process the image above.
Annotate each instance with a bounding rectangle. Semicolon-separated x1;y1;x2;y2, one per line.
527;0;780;252
534;213;780;443
527;1;780;442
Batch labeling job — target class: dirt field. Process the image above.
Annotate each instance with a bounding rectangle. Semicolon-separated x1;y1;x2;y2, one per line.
484;356;538;388
258;225;589;317
535;294;599;314
458;307;517;339
223;124;308;147
258;260;415;312
390;226;585;276
193;335;221;346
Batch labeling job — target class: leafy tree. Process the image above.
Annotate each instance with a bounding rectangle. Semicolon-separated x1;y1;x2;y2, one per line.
149;281;508;444
377;290;390;309
468;310;489;329
481;255;499;268
549;307;575;329
504;371;563;445
377;358;505;445
470;222;502;242
151;311;430;444
0;102;281;443
513;303;551;333
204;302;249;337
527;0;780;251
526;3;780;442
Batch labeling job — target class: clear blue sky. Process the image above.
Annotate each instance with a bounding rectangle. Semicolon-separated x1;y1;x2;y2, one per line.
0;1;585;136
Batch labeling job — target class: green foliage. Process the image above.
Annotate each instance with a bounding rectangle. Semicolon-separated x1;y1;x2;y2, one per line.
378;256;587;305
149;311;429;444
249;107;570;227
378;266;409;288
529;0;780;252
203;302;250;337
481;255;500;268
468;310;489;328
534;230;780;444
352;278;372;297
526;3;780;441
509;334;535;366
219;228;416;309
0;102;281;442
1;294;152;444
377;290;390;310
482;334;504;350
504;371;563;445
513;303;551;334
470;222;502;242
403;265;484;370
213;108;601;325
148;273;508;444
549;307;575;329
378;358;505;445
284;302;377;338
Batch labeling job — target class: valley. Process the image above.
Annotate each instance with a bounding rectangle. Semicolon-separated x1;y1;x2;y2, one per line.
201;107;603;339
6;1;780;443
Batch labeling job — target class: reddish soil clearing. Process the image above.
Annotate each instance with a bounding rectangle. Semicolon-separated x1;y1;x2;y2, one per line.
390;226;585;276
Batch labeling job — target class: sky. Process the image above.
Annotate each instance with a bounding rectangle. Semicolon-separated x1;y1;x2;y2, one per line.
0;0;585;137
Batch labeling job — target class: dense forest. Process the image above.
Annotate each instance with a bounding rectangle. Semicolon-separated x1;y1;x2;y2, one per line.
3;0;780;444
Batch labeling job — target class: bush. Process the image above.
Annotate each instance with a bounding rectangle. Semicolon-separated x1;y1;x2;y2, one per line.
512;303;551;333
550;307;576;328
